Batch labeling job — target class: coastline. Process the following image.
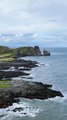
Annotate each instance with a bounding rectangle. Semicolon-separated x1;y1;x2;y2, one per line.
0;59;63;108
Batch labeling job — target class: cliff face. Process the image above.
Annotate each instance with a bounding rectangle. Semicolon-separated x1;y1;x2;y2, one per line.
34;46;42;56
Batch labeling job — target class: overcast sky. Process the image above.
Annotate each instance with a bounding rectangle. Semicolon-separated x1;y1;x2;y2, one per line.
0;0;67;47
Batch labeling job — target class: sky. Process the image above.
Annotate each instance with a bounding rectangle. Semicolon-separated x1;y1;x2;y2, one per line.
0;0;67;47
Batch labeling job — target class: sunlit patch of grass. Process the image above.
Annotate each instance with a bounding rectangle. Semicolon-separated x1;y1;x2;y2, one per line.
0;53;12;58
0;80;10;88
0;57;15;62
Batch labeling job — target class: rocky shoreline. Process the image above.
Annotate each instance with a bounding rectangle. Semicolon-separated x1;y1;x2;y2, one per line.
0;59;64;108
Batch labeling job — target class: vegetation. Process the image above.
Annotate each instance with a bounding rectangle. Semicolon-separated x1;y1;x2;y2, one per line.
0;46;40;58
15;46;34;56
0;46;13;55
0;80;10;88
0;57;15;62
0;46;15;62
0;45;50;62
0;53;12;58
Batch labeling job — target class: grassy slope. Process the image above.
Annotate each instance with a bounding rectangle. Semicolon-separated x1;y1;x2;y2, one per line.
0;45;40;62
0;46;15;62
15;46;36;56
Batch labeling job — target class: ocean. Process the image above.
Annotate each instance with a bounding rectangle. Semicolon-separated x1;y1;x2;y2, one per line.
0;47;67;120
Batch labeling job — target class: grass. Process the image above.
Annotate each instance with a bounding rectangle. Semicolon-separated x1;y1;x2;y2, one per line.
0;53;12;58
0;57;15;62
0;53;15;62
0;80;10;88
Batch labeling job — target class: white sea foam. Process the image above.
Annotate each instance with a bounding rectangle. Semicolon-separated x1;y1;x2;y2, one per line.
0;102;40;119
37;62;50;68
28;73;34;78
1;67;17;72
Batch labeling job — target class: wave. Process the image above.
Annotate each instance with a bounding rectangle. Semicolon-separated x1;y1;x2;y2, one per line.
0;101;40;119
37;62;50;67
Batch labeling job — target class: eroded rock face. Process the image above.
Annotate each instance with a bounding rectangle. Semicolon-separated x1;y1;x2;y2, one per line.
34;46;42;56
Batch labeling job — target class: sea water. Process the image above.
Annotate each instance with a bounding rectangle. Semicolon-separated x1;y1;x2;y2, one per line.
0;48;67;120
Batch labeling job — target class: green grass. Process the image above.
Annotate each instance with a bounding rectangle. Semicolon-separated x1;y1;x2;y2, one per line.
0;53;12;58
0;57;15;62
0;80;10;88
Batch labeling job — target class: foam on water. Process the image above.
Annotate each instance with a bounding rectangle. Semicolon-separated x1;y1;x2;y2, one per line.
0;101;40;120
37;62;50;67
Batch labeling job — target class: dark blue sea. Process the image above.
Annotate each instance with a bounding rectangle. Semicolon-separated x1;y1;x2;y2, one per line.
0;48;67;120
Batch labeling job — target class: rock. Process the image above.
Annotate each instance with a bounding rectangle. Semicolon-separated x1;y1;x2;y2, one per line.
13;107;24;112
0;59;38;79
34;46;42;56
0;71;29;79
43;49;50;56
0;58;63;109
0;59;38;70
0;80;63;108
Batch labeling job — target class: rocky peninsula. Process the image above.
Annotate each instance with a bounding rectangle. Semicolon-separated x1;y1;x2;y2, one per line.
0;45;64;108
0;58;64;108
0;45;50;60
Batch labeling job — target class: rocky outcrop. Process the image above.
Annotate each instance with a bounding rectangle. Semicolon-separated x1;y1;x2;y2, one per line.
0;80;63;108
0;71;29;79
0;59;38;79
0;58;64;108
34;46;42;56
43;49;50;56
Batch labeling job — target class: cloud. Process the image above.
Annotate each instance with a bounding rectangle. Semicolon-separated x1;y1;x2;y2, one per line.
0;0;66;33
0;0;67;47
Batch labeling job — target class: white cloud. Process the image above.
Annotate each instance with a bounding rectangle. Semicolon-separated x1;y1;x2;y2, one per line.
0;0;67;47
0;0;66;33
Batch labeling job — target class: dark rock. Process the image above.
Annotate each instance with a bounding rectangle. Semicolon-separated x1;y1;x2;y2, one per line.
0;71;29;79
0;59;38;79
34;46;42;56
13;107;24;112
0;59;38;70
0;80;63;108
43;49;50;56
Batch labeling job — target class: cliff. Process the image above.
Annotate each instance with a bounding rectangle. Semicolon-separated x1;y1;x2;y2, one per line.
0;46;50;60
